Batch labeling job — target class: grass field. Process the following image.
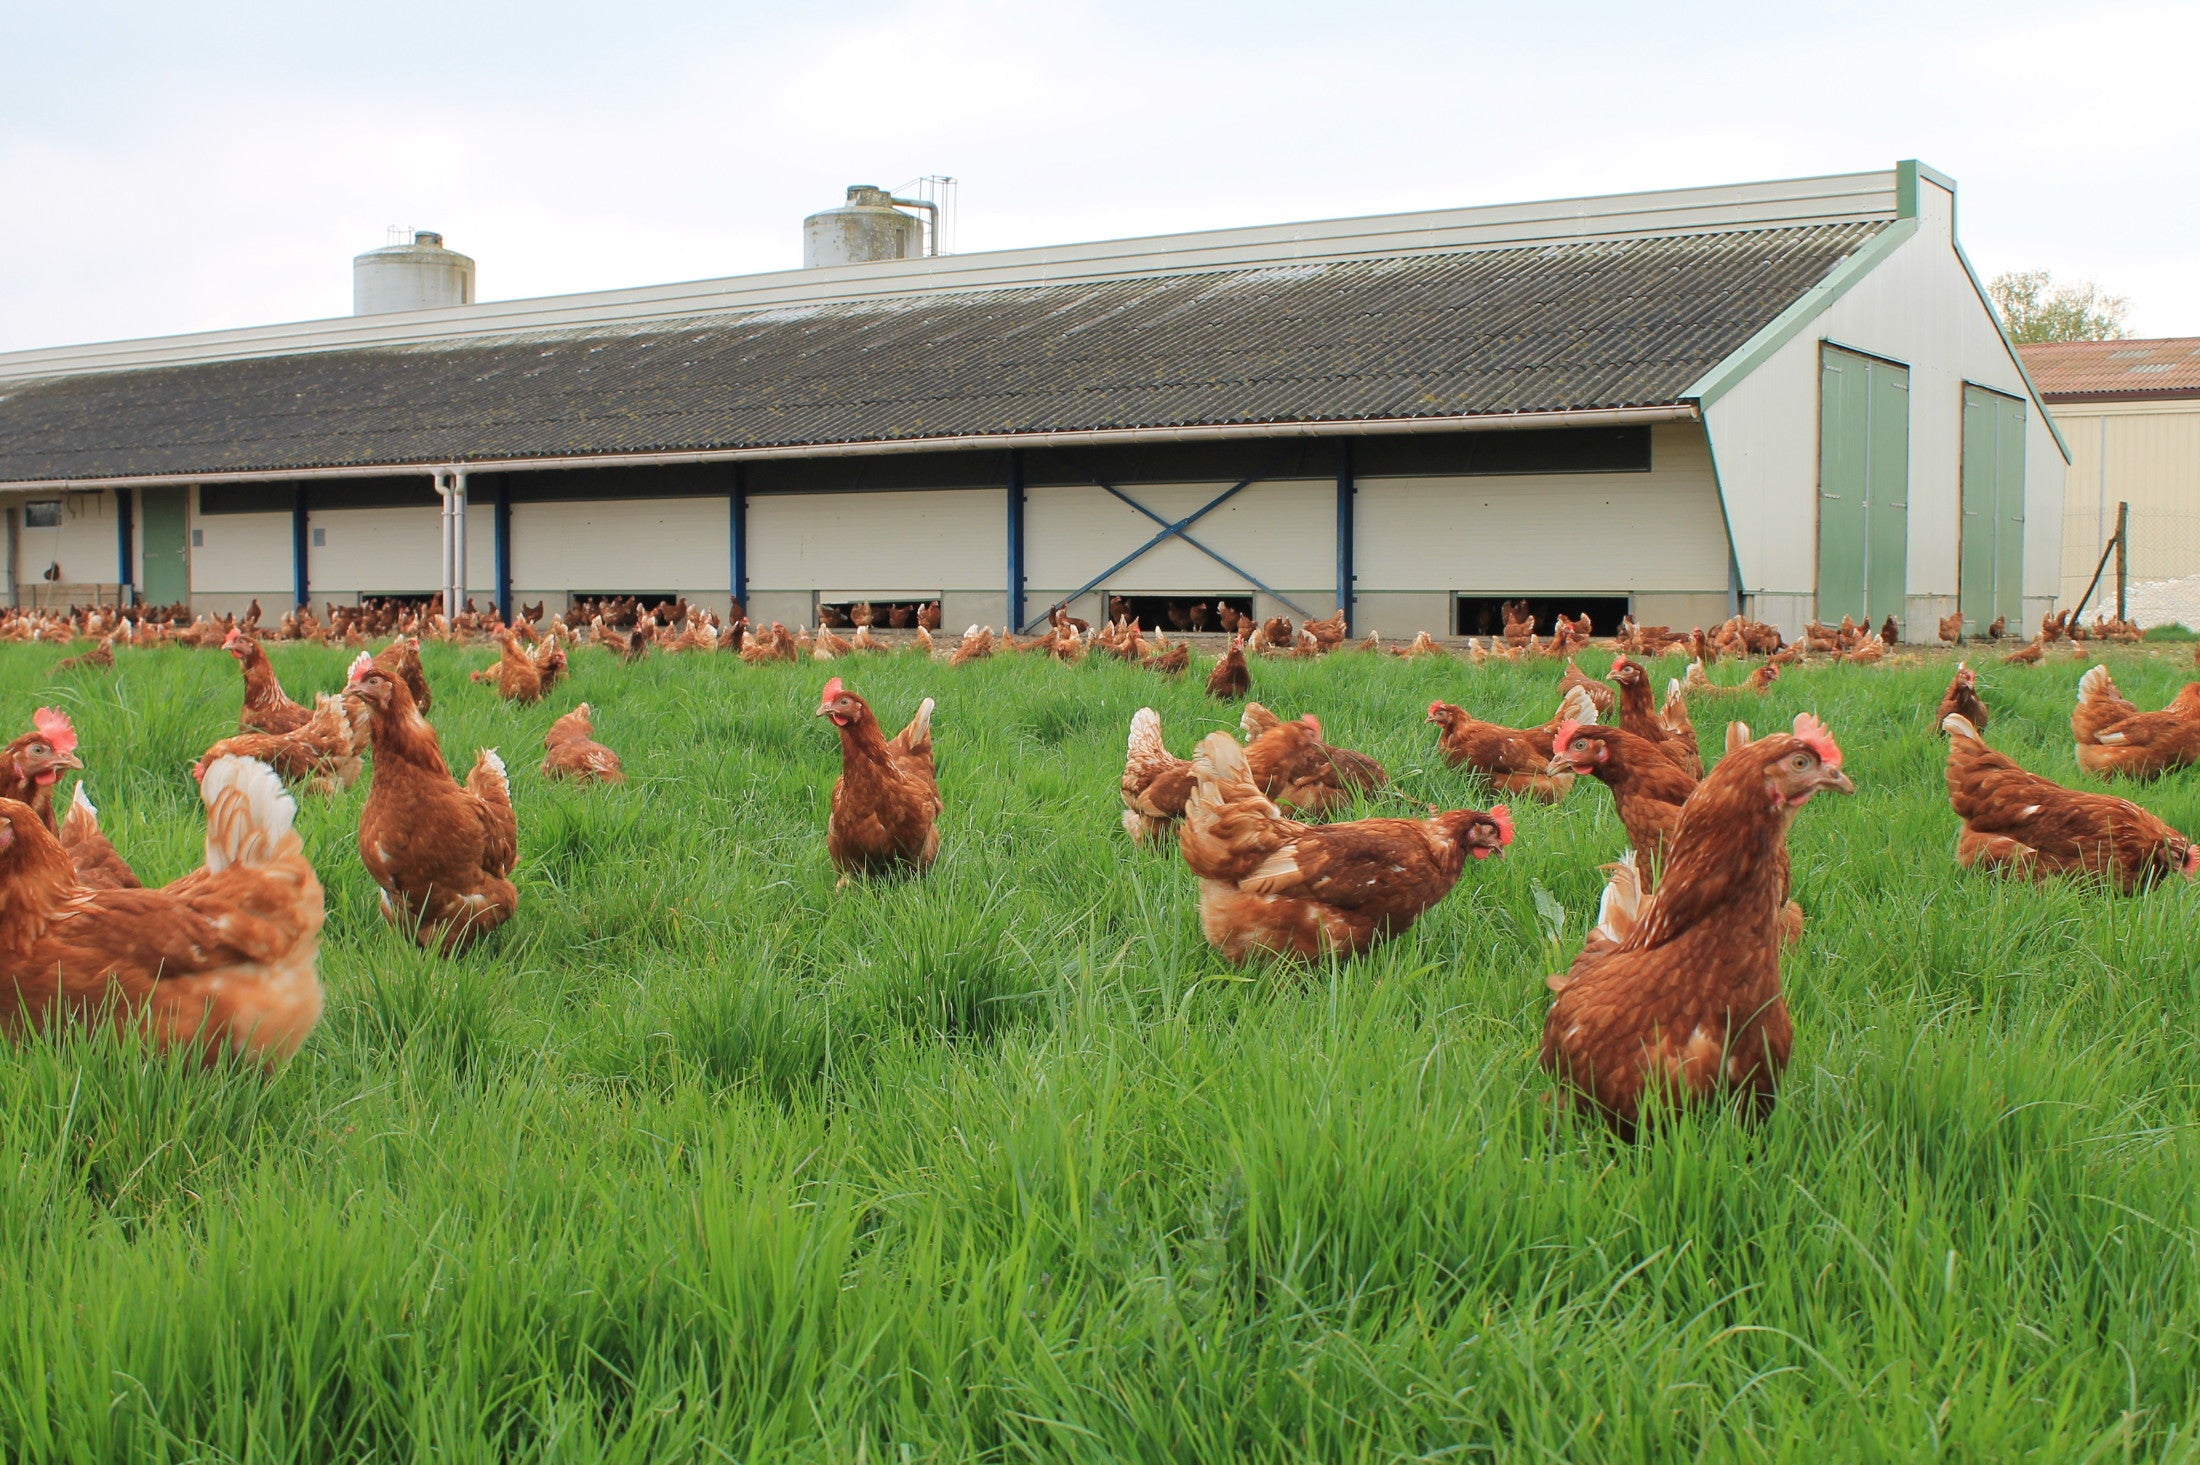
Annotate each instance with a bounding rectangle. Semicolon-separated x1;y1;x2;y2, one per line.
3;636;2198;1462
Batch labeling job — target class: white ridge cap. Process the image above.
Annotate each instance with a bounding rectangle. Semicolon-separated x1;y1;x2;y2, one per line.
0;169;1896;384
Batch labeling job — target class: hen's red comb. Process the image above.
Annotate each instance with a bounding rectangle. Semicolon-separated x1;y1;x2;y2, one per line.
818;677;845;708
345;651;375;683
1792;712;1843;769
32;707;75;755
1487;804;1515;846
1551;718;1584;759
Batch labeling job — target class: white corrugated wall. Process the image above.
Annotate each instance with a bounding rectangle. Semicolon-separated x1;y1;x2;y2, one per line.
1703;174;2069;638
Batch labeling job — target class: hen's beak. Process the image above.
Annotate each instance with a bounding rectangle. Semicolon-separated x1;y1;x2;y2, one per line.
1818;768;1855;796
1546;755;1574;777
55;750;83;771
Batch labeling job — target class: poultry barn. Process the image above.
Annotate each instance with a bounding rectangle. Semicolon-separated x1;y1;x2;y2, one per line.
0;161;2066;642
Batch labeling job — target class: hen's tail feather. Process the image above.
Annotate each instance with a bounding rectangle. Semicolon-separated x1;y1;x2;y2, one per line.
896;697;936;755
467;748;513;805
1127;706;1166;763
62;782;100;843
1942;712;1982;743
200;756;300;872
1555;684;1599;726
1239;701;1281;738
1595;851;1647;945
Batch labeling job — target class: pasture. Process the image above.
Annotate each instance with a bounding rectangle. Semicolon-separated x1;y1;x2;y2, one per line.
3;639;2198;1462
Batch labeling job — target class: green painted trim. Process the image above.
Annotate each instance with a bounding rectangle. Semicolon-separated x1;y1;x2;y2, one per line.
1698;422;1749;613
1897;159;1958;221
1684;217;1919;409
1950;237;2073;462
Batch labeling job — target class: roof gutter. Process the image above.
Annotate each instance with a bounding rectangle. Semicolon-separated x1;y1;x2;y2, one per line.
0;403;1699;492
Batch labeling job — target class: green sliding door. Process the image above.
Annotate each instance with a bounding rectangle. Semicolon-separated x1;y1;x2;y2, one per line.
1817;345;1910;627
1959;384;2027;631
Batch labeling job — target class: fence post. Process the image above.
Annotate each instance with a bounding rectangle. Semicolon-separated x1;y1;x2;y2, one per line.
2114;500;2129;624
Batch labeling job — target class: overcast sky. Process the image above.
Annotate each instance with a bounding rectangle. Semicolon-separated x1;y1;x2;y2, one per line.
2;0;2192;353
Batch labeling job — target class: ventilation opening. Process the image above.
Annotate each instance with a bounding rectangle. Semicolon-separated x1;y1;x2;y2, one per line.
819;597;938;629
352;594;443;614
1456;594;1631;638
1103;593;1255;633
568;594;685;624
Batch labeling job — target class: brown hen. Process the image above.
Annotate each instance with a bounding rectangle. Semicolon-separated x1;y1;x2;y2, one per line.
0;756;325;1065
1178;731;1509;962
1542;714;1852;1137
1946;713;2196;889
818;678;940;880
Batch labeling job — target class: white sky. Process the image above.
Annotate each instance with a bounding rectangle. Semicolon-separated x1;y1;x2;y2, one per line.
2;0;2194;352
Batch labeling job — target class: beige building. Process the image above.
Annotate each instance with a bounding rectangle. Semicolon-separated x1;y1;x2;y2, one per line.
2022;338;2200;628
0;161;2065;642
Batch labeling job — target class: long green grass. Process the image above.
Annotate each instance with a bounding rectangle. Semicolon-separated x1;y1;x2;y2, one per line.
3;636;2198;1462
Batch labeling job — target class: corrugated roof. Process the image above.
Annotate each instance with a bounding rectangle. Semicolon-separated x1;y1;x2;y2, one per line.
2018;337;2200;401
0;221;1885;485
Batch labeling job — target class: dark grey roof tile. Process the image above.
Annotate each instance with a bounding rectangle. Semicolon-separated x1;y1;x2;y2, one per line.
0;221;1884;482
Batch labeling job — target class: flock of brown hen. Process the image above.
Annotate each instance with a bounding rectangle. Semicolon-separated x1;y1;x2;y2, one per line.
0;594;2193;1146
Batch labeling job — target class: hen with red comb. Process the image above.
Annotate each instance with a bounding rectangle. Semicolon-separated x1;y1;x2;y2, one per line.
1544;712;1852;1137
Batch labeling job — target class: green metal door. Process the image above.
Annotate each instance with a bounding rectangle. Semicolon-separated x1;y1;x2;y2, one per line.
1865;363;1910;626
1960;385;2026;631
1994;391;2026;625
139;486;190;607
1818;352;1868;622
1819;346;1909;625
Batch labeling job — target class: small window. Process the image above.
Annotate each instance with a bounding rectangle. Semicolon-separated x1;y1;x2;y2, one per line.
1456;594;1631;638
24;500;62;528
312;527;327;546
818;596;939;630
1102;592;1255;633
1357;427;1653;478
191;528;205;547
198;484;293;515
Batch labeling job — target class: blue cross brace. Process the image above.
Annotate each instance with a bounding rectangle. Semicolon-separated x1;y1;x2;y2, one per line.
1023;472;1313;632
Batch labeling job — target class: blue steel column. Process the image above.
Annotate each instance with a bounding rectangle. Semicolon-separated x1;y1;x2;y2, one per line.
1006;450;1026;633
729;464;748;610
116;488;135;605
291;486;309;609
492;479;512;621
1335;438;1356;636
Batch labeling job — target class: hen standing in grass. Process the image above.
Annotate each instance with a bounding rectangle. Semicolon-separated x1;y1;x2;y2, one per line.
541;703;625;783
2070;665;2200;780
0;756;325;1065
225;626;312;734
1178;731;1509;962
195;692;369;794
1205;634;1251;701
1543;714;1852;1137
817;677;940;880
471;631;546;704
1427;685;1601;803
346;652;518;951
1608;654;1695;779
1934;663;1990;734
1120;707;1197;844
1547;719;1698;876
1238;703;1388;816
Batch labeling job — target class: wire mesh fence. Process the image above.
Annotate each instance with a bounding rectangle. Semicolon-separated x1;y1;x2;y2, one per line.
2068;499;2200;632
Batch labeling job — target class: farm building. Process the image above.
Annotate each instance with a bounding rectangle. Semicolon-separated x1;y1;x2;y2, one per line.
0;161;2065;641
2020;337;2200;627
